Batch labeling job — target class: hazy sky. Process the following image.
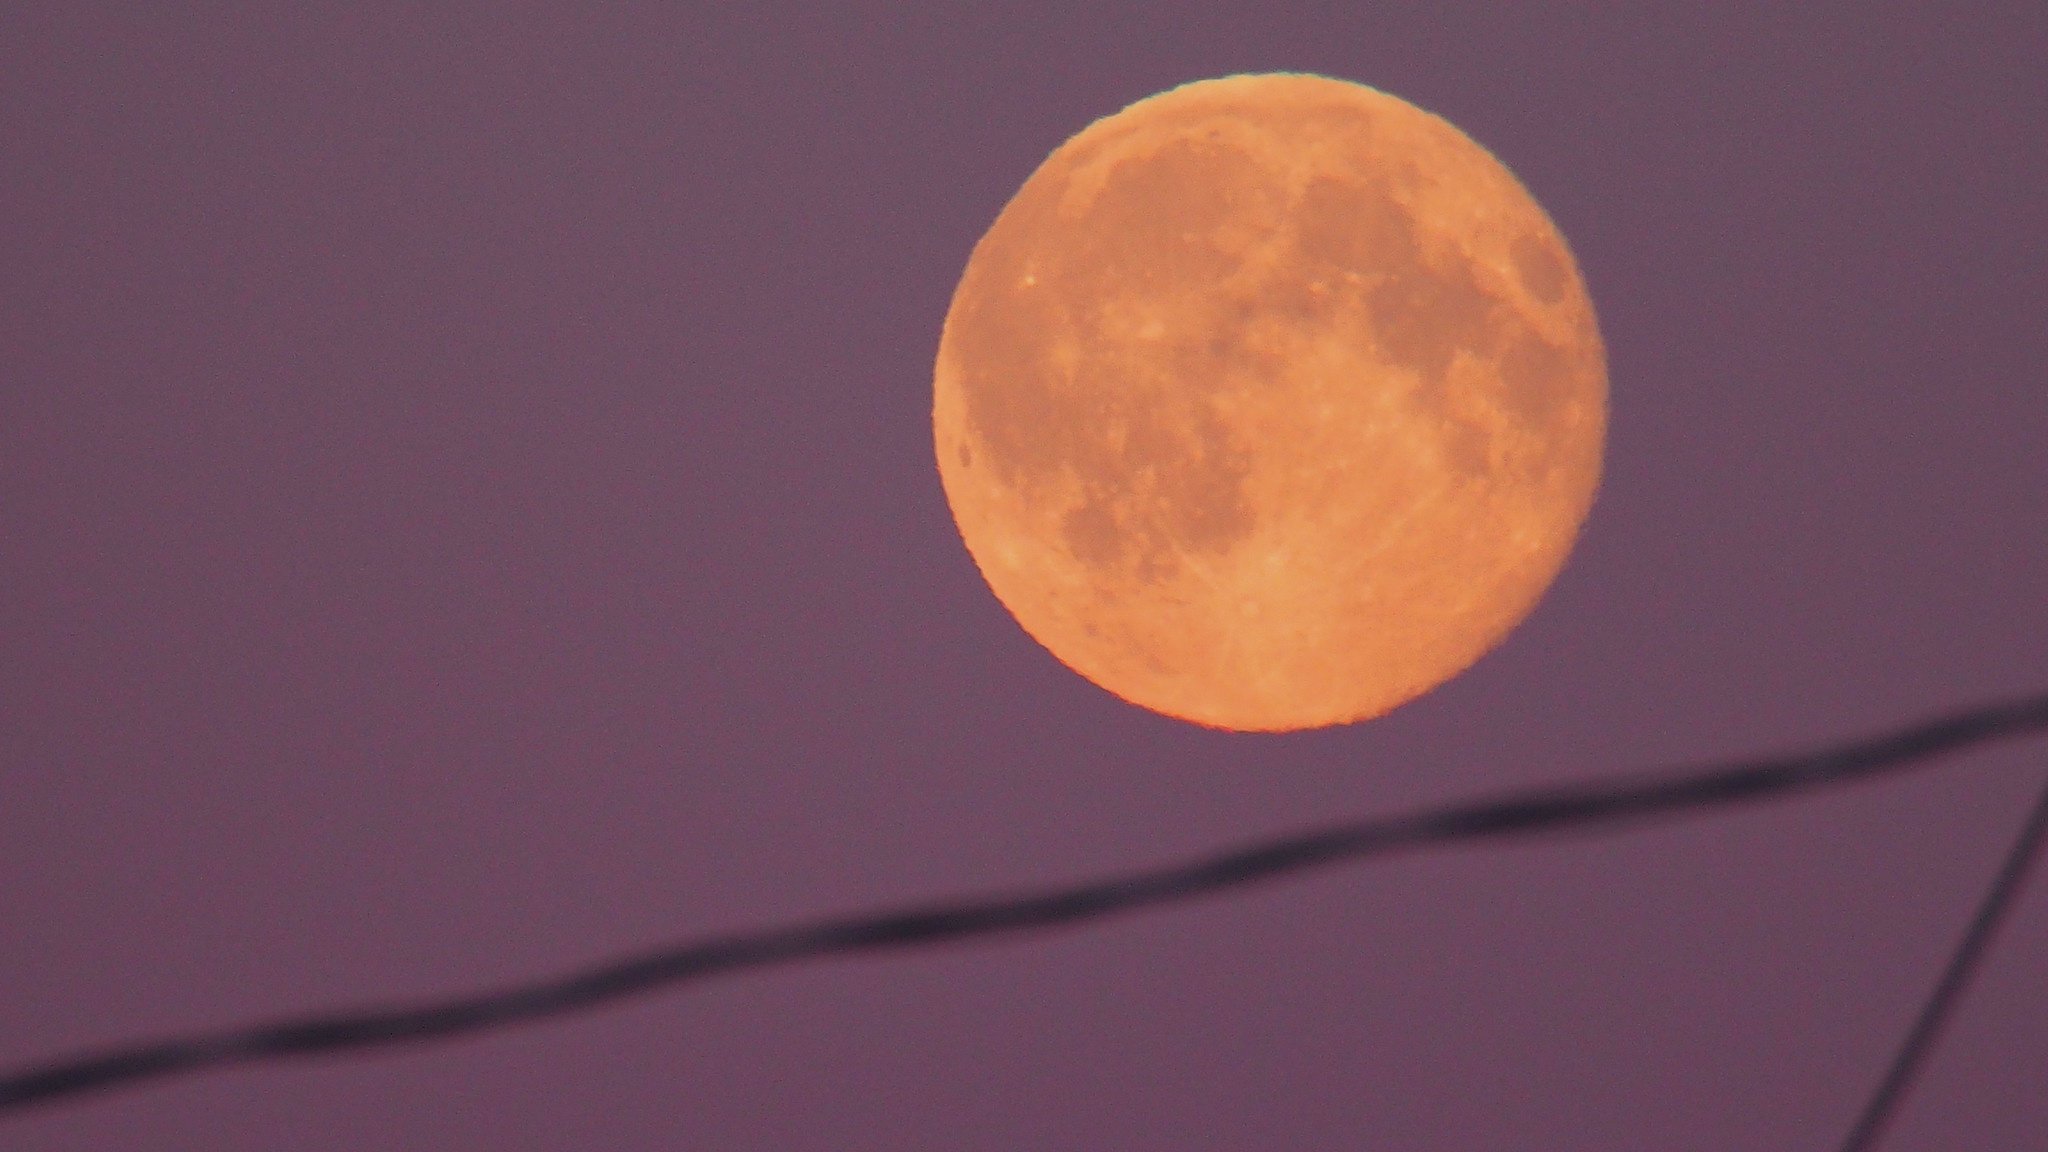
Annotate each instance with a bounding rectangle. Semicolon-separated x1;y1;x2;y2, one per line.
4;5;2045;1149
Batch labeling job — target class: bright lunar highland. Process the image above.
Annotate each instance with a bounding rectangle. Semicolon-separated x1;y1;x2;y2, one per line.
934;73;1607;731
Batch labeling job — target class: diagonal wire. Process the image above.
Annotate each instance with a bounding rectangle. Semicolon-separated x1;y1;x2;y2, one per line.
2;692;2046;1118
1837;770;2048;1152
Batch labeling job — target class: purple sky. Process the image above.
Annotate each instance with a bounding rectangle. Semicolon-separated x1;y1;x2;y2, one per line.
4;5;2045;1149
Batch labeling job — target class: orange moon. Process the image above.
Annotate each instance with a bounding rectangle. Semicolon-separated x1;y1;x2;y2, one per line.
933;74;1606;732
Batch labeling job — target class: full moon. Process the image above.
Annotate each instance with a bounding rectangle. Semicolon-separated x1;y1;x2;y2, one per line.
933;74;1606;732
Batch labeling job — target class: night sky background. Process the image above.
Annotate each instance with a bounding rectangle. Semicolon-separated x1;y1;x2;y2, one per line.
4;5;2045;1149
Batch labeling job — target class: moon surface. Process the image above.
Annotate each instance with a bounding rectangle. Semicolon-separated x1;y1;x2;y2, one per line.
934;73;1606;732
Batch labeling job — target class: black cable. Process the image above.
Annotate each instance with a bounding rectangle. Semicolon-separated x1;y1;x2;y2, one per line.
3;692;2046;1118
1836;770;2048;1152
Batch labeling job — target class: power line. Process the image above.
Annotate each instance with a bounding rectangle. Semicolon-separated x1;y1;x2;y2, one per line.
3;692;2045;1121
1838;770;2048;1152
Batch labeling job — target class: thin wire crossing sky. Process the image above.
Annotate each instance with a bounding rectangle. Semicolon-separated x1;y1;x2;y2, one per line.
6;692;2046;1136
1837;772;2048;1152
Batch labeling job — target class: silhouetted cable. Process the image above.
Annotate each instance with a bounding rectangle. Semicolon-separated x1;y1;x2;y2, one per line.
4;692;2046;1117
1837;770;2048;1152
